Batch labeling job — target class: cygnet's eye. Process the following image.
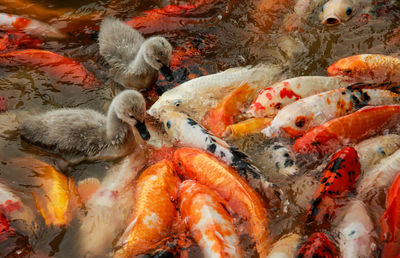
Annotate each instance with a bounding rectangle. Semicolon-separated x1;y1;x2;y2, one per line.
173;100;181;107
346;7;352;16
322;4;325;12
128;114;135;119
156;59;162;63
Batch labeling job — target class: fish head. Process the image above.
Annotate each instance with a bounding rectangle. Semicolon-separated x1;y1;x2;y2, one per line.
148;88;186;119
319;0;355;26
173;147;202;176
327;55;369;80
160;111;187;141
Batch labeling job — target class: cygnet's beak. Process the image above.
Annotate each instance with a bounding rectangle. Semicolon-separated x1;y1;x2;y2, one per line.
160;64;173;82
322;14;342;26
135;120;151;140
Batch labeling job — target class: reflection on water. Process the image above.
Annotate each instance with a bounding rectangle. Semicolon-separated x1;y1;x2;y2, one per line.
0;0;399;256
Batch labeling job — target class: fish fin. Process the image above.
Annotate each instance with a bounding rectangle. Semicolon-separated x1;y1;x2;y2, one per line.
77;178;100;204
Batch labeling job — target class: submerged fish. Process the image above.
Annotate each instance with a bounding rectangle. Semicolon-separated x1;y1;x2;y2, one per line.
179;180;242;258
0;13;65;39
0;31;42;52
296;232;339;258
264;142;299;177
160;111;275;194
0;181;36;233
202;83;256;137
79;149;146;257
327;54;400;84
248;76;348;118
267;233;302;258
114;159;181;257
283;0;326;31
294;105;400;154
173;147;270;257
0;0;73;20
336;200;376;258
306;147;360;226
224;118;272;138
355;134;400;171
319;0;357;25
148;64;286;122
13;158;79;227
0;49;99;88
357;148;400;197
263;88;400;138
380;173;400;258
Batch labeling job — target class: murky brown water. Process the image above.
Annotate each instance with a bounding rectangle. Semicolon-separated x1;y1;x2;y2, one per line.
0;0;400;257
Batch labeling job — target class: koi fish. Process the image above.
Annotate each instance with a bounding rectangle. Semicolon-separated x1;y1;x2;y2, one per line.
336;200;376;258
0;31;42;52
263;88;400;138
224;118;272;138
293;105;400;154
202;83;256;137
355;134;400;171
0;13;65;39
148;64;286;122
319;0;357;25
79;149;146;257
267;233;302;258
0;181;36;233
327;54;400;84
173;147;270;257
380;173;400;257
248;76;348;118
296;232;339;258
12;158;80;227
0;49;100;88
357;148;400;197
254;0;291;32
283;0;326;31
179;180;242;258
306;147;360;226
114;159;181;257
160;111;275;195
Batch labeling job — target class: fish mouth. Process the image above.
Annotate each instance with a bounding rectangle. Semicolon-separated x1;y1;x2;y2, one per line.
322;15;342;26
160;64;174;82
135;120;151;140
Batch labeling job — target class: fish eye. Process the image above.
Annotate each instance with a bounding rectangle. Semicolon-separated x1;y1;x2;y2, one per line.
173;100;181;107
344;69;352;74
275;103;282;110
346;7;352;16
166;120;171;129
322;4;325;12
295;116;306;128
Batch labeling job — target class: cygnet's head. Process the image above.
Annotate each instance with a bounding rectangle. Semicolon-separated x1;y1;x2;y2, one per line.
143;36;174;81
112;90;150;140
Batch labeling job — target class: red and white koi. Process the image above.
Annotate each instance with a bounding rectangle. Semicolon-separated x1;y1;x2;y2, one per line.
179;180;242;258
0;13;65;39
327;54;400;84
355;134;400;171
248;76;348;118
267;233;302;258
295;232;339;258
263;88;400;138
79;149;146;257
336;200;377;258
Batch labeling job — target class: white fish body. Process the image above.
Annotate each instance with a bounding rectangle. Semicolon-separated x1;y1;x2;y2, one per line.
248;76;348;118
148;64;286;121
79;148;146;257
263;88;400;137
0;13;65;38
357;148;400;196
267;233;302;258
336;200;376;258
355;134;400;172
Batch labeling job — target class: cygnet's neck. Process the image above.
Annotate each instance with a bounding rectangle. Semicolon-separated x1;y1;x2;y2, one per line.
127;44;153;75
106;105;129;143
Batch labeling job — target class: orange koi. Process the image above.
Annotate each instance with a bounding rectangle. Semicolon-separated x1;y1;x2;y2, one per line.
327;54;400;84
306;147;360;226
0;49;100;88
224;118;271;138
380;173;400;258
0;31;42;52
114;159;181;257
173;147;270;257
0;13;65;39
294;105;400;154
296;232;339;258
179;180;242;258
13;158;80;227
202;83;256;137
